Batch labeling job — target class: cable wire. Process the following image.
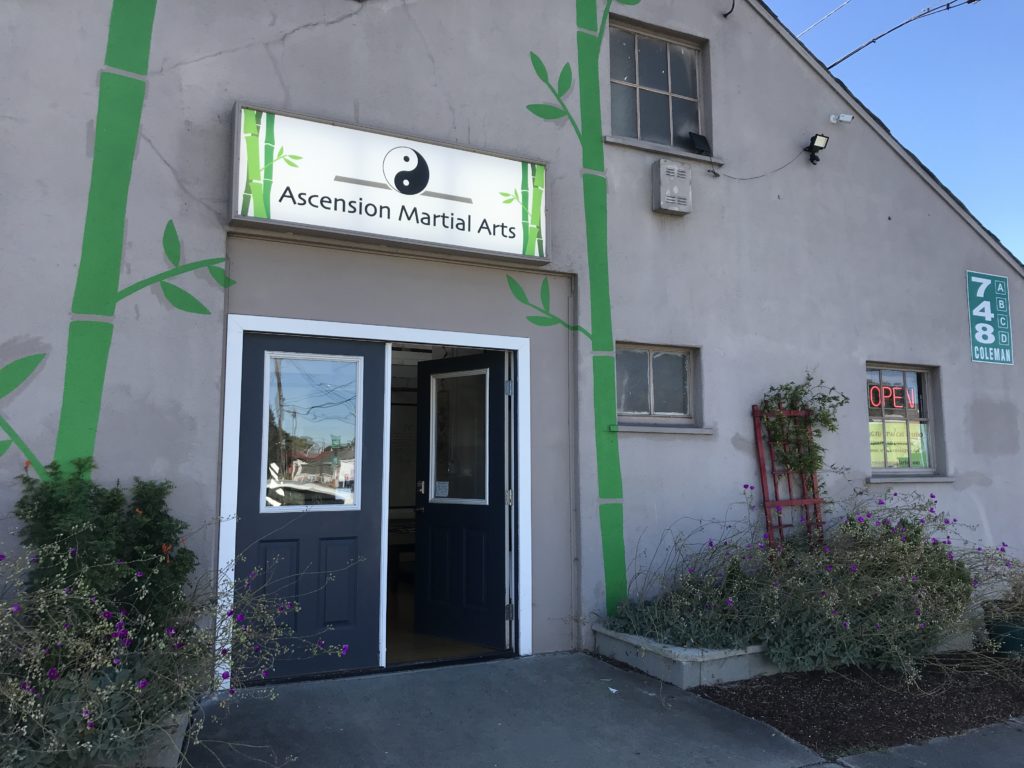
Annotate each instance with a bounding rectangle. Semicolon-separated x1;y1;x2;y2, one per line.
798;0;857;38
828;0;982;70
709;150;804;182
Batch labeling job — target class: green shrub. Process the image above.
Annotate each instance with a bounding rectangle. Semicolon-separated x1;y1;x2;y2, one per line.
613;490;1014;677
1;464;349;766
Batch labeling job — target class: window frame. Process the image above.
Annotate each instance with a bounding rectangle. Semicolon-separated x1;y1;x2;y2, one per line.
608;20;710;155
615;343;700;427
865;363;940;476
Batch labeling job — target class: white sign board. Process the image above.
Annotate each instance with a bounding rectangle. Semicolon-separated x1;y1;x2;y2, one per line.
233;106;547;259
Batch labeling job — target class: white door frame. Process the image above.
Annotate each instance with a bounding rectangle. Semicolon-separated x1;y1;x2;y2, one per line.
218;314;533;668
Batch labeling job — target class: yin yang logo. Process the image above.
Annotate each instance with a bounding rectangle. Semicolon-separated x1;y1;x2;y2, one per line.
383;147;430;196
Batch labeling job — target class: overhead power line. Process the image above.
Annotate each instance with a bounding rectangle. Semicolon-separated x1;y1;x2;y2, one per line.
828;0;983;70
798;0;857;39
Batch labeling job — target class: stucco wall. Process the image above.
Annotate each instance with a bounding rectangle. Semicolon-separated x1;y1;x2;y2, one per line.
1;0;1020;650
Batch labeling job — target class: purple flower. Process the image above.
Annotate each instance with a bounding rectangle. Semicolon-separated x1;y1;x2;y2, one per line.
856;516;865;523
316;638;326;649
174;641;185;650
825;565;834;573
112;657;121;666
136;679;149;690
219;647;228;657
102;610;114;620
81;708;91;719
762;533;769;540
261;669;269;679
877;499;885;506
706;539;715;548
234;613;246;624
774;505;783;513
842;621;850;629
724;597;735;607
0;553;5;562
68;547;77;557
222;670;231;680
228;688;236;696
47;667;60;680
29;553;39;564
252;644;262;653
9;603;21;615
134;570;144;579
341;644;350;656
86;720;96;730
165;627;176;637
849;563;858;573
929;493;936;499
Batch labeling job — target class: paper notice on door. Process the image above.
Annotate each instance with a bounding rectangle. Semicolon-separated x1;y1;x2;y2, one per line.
435;481;449;498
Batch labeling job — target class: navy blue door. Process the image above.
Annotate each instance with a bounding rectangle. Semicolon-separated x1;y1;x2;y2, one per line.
414;352;508;649
236;333;385;679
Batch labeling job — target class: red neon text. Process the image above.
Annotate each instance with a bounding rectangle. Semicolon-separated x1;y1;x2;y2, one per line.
868;385;917;409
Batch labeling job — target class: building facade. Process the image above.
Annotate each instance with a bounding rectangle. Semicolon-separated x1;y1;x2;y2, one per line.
1;0;1020;677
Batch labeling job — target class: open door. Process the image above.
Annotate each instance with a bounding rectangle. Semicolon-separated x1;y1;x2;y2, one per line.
235;333;385;679
414;351;509;650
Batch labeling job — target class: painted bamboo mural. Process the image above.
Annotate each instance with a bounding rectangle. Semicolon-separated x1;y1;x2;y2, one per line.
0;0;233;479
508;0;640;614
240;108;300;221
501;161;546;258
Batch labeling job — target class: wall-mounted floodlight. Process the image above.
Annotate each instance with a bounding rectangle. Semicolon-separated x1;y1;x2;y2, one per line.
804;133;829;164
830;113;855;124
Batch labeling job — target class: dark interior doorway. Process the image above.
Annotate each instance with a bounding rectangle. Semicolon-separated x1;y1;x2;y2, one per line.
385;344;514;667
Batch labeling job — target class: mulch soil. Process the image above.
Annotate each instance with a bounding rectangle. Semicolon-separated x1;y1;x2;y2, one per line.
693;657;1024;758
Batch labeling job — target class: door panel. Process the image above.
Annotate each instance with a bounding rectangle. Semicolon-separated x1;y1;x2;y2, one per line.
236;333;385;679
415;352;508;649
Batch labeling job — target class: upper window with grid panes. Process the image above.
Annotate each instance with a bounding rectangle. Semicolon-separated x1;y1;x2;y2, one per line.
609;26;706;153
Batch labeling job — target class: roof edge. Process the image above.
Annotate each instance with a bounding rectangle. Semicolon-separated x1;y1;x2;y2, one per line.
745;0;1024;280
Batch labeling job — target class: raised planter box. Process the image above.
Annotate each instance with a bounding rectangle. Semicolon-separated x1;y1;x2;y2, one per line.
593;624;779;689
132;711;190;768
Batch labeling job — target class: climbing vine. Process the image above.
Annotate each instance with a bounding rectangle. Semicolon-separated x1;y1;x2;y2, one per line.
759;373;849;476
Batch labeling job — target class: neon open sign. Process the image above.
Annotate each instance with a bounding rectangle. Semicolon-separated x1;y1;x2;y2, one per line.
868;385;917;410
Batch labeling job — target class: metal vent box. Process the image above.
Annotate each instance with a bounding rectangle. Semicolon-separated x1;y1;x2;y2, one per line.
652;159;692;215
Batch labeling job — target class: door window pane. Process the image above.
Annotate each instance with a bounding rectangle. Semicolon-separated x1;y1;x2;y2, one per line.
265;355;360;509
433;372;487;501
616;349;650;413
652;352;688;414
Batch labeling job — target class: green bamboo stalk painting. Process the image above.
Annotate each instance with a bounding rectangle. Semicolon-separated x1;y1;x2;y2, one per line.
500;161;546;258
508;0;640;615
0;0;234;479
240;108;301;220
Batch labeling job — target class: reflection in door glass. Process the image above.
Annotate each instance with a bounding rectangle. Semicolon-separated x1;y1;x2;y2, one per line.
433;372;487;501
265;355;360;509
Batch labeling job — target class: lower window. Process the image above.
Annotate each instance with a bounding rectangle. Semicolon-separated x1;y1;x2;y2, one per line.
866;365;935;471
616;344;696;424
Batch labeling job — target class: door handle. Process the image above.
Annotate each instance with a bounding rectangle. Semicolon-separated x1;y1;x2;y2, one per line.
416;480;426;495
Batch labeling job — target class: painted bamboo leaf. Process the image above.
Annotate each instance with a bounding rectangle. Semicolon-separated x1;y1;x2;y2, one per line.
0;354;45;400
0;439;11;458
556;63;573;97
540;277;550;312
207;265;236;287
162;220;181;266
616;0;642;4
527;315;560;327
527;104;566;120
506;276;530;305
160;282;210;315
529;52;549;84
283;158;299;168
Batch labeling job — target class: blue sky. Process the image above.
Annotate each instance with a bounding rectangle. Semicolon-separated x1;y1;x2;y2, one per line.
764;0;1023;262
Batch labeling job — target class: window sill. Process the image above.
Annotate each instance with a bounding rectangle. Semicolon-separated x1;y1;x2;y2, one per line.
866;475;956;485
604;135;724;166
612;424;714;436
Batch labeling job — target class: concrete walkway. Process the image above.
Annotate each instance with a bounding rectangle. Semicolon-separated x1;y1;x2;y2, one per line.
183;653;821;767
182;653;1024;768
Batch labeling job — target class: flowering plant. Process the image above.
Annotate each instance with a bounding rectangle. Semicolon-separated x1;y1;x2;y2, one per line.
612;489;1020;678
1;463;349;766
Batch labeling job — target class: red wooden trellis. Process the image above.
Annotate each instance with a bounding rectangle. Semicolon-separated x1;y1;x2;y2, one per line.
752;405;824;545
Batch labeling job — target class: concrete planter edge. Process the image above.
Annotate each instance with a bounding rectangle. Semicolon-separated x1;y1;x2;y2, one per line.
592;624;779;689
